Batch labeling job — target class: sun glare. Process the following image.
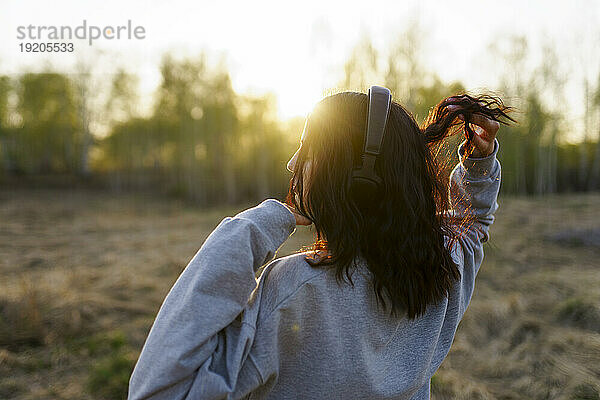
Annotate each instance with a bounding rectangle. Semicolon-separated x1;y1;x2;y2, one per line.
276;83;324;120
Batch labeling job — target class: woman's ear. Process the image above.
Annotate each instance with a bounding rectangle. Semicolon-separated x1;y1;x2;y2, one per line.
287;147;300;172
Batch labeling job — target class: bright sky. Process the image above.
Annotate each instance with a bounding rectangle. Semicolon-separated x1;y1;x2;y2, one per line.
1;0;599;142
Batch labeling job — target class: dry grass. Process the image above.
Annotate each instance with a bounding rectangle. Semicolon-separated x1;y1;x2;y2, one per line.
0;188;599;399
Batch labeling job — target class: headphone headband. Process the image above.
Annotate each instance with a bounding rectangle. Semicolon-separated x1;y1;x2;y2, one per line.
364;85;392;156
351;85;392;189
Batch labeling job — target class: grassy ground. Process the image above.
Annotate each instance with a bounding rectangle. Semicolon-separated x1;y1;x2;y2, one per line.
1;188;599;399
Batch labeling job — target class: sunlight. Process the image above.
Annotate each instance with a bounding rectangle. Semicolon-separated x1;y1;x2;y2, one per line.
276;83;324;120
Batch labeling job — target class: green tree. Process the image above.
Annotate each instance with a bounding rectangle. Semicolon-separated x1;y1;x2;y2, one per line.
237;92;287;200
99;53;242;205
383;20;427;114
17;73;80;173
153;53;239;203
103;68;141;133
340;34;380;92
491;35;532;194
587;71;600;190
0;75;11;173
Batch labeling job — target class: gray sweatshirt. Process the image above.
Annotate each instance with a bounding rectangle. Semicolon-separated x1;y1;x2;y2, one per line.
128;138;501;400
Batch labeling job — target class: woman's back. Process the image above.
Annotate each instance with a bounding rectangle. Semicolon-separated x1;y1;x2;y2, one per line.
247;252;453;399
128;136;501;400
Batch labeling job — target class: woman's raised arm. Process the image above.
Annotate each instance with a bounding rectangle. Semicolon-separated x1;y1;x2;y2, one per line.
128;199;296;399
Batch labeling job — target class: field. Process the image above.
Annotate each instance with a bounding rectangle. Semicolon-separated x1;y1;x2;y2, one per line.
1;188;599;399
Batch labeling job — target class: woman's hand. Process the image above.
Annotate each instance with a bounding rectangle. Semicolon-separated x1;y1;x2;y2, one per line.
284;204;312;226
447;104;499;158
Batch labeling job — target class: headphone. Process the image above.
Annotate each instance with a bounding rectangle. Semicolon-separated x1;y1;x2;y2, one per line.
350;85;392;192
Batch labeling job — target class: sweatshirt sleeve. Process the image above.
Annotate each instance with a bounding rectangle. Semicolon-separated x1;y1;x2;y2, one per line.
128;199;296;400
447;137;501;317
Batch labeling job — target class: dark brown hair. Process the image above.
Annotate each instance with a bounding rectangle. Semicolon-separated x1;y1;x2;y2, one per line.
286;91;515;319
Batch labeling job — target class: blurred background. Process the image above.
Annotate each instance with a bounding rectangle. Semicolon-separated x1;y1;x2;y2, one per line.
1;1;599;399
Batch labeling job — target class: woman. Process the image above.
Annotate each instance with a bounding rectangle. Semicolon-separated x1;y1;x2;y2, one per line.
128;90;515;399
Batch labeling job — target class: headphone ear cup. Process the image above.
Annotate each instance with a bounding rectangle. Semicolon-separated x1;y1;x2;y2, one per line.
349;176;382;210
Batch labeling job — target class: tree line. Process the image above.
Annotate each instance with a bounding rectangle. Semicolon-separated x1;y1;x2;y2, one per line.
0;33;599;205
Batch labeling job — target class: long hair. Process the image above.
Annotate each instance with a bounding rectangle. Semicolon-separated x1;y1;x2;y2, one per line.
286;91;516;320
